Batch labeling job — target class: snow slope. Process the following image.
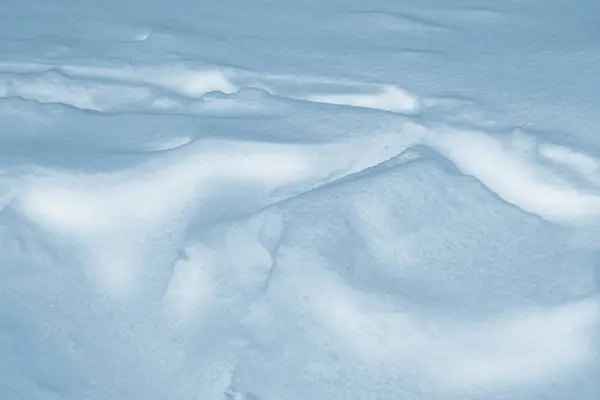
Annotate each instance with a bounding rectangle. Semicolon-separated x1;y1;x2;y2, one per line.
0;0;599;399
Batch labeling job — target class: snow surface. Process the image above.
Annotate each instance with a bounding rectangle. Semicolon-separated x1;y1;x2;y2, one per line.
1;0;599;399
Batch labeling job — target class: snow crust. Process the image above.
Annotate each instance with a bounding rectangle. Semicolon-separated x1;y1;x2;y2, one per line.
1;0;599;398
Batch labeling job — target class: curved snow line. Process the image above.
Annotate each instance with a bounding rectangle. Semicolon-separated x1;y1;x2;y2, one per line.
311;274;598;390
539;143;600;186
425;128;600;225
302;85;421;114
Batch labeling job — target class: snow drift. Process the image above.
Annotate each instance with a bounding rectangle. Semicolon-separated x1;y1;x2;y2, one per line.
1;0;599;399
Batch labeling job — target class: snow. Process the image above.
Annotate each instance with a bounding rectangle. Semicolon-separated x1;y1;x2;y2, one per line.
1;0;599;399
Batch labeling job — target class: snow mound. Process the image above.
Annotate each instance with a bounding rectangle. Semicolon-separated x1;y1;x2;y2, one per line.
178;148;599;398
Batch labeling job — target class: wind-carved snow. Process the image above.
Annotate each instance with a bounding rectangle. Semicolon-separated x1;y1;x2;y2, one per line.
426;128;600;224
11;128;419;297
208;149;599;398
302;84;421;114
0;61;421;115
0;64;238;112
1;1;599;399
3;90;599;397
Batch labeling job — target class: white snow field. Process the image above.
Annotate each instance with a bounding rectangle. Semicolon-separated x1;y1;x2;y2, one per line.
1;0;600;399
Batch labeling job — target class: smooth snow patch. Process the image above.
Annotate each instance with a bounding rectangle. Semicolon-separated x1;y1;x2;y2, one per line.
0;184;12;212
165;244;215;319
15;163;206;295
426;297;599;391
540;144;600;185
309;273;598;391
